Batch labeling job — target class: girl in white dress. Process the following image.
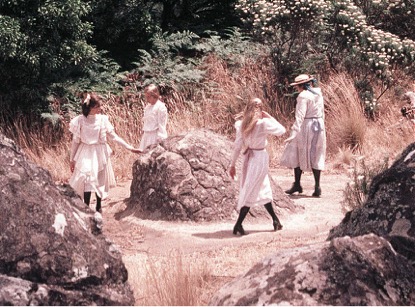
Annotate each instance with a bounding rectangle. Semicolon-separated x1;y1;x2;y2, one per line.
69;93;140;212
138;84;168;151
229;98;286;235
280;74;327;197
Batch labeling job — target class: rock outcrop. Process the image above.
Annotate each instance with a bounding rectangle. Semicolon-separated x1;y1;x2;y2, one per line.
211;143;415;305
129;129;299;221
328;143;415;265
0;133;134;305
210;234;415;306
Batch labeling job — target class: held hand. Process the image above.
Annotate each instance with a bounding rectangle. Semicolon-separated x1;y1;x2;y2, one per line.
229;166;236;180
284;135;296;143
70;161;75;173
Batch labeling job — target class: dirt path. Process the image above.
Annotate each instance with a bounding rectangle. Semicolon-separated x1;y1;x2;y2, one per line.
102;168;348;255
100;167;349;304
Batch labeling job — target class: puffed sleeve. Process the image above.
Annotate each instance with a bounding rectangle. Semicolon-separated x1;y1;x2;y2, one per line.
103;115;134;150
69;115;82;143
263;117;286;136
102;115;115;134
230;120;244;167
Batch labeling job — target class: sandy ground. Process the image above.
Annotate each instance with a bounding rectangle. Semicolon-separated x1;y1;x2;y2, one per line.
99;167;350;305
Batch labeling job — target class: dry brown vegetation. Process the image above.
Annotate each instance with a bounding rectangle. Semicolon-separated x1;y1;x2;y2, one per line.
5;60;412;181
2;55;414;305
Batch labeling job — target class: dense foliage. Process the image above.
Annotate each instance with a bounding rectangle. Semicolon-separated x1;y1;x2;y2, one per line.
88;0;240;69
235;0;415;115
0;0;98;113
1;0;414;122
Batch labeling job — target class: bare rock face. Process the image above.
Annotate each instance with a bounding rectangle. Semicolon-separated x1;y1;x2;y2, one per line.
0;134;134;305
210;234;415;306
328;143;415;265
129;129;298;221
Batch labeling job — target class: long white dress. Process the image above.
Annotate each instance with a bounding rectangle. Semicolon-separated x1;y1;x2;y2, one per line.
280;88;326;171
139;100;168;151
230;117;286;210
69;114;134;200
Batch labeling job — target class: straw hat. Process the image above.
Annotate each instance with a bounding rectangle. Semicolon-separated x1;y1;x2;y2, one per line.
290;74;314;86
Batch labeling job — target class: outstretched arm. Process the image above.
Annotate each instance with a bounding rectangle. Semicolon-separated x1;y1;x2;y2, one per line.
107;130;141;153
69;139;80;172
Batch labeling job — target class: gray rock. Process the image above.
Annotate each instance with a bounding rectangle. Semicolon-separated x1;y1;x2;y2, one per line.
328;142;415;266
0;133;134;305
129;128;299;221
210;234;415;306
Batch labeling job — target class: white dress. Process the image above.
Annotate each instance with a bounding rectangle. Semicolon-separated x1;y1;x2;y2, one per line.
139;100;168;151
280;88;326;171
230;117;286;210
69;114;133;200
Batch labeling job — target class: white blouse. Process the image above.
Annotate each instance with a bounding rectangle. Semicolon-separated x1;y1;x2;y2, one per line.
69;114;133;161
290;88;324;137
230;117;286;167
142;100;168;139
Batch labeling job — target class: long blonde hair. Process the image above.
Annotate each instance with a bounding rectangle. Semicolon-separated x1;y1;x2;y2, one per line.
240;98;263;138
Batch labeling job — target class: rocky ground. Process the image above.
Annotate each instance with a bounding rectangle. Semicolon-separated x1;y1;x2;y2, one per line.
99;167;350;305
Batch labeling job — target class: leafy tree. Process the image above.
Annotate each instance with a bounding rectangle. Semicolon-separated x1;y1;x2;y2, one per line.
0;0;99;114
354;0;415;40
235;0;415;115
154;0;241;34
88;0;159;70
89;0;241;70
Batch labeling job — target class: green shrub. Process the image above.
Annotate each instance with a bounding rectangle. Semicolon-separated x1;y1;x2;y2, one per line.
341;156;389;213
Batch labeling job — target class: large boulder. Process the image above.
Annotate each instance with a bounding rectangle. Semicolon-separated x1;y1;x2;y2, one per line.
210;234;415;306
0;134;134;305
328;143;415;265
129;129;299;221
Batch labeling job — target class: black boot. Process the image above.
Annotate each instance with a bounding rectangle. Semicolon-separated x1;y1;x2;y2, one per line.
84;192;91;206
264;202;283;231
285;167;303;194
285;182;303;194
312;187;321;197
312;169;321;197
233;206;250;235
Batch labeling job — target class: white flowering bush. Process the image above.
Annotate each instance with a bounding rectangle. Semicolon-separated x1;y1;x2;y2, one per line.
235;0;415;108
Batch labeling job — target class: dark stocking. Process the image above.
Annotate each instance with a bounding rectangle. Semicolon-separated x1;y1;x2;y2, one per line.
236;206;250;226
294;167;302;184
312;169;322;197
95;193;102;212
264;202;283;230
233;206;250;235
312;168;321;188
83;192;91;206
285;167;303;194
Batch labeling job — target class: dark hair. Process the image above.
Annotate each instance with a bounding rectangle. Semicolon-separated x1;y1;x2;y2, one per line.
81;93;102;117
304;83;319;95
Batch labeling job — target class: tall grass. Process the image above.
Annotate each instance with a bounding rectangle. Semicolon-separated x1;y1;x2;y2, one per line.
322;73;367;155
125;250;211;306
3;56;415;306
3;62;413;182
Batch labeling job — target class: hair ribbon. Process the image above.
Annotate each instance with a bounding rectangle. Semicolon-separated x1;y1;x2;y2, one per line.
83;94;91;106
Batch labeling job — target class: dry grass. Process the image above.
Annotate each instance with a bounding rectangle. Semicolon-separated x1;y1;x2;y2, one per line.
322;73;367;155
125;251;212;306
2;58;415;306
3;60;412;182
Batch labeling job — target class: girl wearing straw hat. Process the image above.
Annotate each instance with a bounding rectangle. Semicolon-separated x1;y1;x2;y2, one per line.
280;74;326;197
